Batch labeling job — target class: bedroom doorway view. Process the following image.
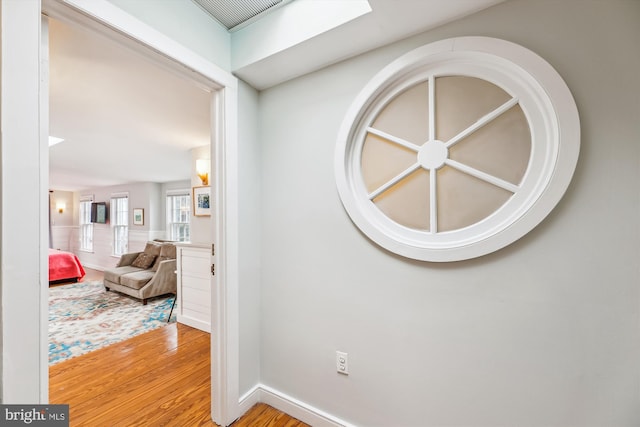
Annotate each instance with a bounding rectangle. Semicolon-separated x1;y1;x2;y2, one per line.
42;1;231;424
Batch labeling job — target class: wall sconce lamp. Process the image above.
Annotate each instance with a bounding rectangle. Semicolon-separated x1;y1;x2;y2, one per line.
56;201;65;214
196;159;209;186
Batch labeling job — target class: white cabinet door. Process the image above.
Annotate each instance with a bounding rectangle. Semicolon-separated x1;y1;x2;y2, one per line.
176;245;211;332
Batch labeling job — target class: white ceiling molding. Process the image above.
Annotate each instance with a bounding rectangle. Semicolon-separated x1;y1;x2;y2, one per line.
231;0;505;90
231;0;372;71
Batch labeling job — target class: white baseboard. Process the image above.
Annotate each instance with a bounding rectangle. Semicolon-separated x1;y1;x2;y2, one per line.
237;384;260;419
81;263;105;272
176;315;210;333
238;384;354;427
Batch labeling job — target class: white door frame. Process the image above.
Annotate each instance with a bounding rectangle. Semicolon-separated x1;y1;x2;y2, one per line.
1;0;51;406
3;1;240;424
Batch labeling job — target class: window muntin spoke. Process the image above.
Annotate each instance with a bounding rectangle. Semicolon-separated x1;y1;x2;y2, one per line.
437;167;513;233
445;159;520;193
370;80;429;143
362;133;419;194
435;76;512;141
428;74;436;141
448;103;531;185
429;168;437;233
368;162;421;200
445;97;520;148
366;127;421;152
372;169;430;231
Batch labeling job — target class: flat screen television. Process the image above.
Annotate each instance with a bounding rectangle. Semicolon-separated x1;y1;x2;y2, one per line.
90;202;108;224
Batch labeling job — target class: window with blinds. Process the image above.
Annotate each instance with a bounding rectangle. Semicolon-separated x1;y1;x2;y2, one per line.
79;196;94;252
166;191;191;242
110;194;129;256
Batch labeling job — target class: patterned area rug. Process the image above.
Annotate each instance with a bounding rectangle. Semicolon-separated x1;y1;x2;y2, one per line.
49;280;176;365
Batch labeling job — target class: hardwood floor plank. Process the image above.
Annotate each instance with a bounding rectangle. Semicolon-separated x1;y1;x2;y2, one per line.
49;269;308;426
49;325;181;382
230;403;309;427
122;378;215;426
51;329;209;405
71;363;210;425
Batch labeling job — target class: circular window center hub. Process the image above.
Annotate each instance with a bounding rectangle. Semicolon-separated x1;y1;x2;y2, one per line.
417;140;448;170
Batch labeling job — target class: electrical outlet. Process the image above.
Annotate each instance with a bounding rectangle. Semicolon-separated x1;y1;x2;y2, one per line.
336;351;348;375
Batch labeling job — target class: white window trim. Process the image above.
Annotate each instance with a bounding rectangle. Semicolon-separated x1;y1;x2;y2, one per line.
334;37;580;262
78;195;94;253
166;189;191;242
110;193;129;257
166;188;190;196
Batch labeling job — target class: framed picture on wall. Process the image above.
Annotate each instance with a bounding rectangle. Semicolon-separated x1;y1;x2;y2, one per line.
133;208;144;225
193;186;211;216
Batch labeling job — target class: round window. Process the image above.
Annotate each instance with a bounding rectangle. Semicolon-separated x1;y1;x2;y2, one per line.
335;37;580;262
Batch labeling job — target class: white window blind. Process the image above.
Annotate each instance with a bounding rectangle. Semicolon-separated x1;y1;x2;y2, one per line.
110;194;129;256
79;195;94;252
166;190;191;242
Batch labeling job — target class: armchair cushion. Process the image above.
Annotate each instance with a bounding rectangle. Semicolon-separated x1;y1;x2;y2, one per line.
120;270;155;290
143;241;162;256
152;243;177;271
104;265;142;284
131;252;157;269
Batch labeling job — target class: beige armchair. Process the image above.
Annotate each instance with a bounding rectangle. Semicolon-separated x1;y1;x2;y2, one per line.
103;241;177;305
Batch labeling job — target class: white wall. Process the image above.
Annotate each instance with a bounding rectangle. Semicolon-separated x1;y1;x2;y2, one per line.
190;145;212;245
106;0;231;71
74;182;163;270
257;0;640;425
161;180;191;194
50;190;74;251
237;80;262;396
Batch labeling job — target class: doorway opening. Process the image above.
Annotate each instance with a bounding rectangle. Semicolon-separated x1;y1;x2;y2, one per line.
40;1;240;425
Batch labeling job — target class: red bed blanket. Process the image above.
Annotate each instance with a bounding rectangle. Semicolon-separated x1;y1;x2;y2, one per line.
49;249;86;282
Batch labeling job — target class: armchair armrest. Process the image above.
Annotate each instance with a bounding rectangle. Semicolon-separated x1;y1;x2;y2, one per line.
140;259;177;299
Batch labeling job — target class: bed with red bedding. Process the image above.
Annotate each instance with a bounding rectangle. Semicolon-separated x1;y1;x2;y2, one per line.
49;248;86;283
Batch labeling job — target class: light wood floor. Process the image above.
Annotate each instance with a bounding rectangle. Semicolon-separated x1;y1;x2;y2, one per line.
81;267;105;282
49;268;308;426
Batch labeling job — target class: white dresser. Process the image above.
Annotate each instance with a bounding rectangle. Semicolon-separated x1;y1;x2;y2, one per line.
175;243;211;332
